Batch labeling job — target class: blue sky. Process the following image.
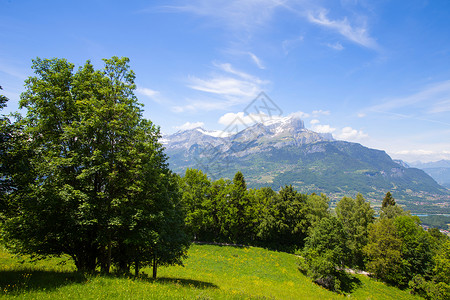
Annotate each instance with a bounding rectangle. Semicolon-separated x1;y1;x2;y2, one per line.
1;0;450;162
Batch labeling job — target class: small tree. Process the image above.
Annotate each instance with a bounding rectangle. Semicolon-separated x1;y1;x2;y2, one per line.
382;191;395;208
300;216;350;292
364;218;405;284
380;192;408;220
336;194;374;269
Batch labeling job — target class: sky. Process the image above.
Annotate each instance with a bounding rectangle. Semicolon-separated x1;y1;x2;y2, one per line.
1;0;450;163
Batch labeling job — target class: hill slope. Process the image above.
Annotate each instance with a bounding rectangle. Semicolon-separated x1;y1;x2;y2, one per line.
0;245;420;299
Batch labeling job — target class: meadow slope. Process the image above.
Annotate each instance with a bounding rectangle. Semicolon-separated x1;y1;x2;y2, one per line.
0;244;420;299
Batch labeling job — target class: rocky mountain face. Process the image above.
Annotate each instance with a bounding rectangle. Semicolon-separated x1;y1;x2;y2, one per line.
163;116;450;211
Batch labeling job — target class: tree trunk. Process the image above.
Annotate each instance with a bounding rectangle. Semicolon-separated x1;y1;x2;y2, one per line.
106;237;112;273
135;259;140;277
152;256;157;279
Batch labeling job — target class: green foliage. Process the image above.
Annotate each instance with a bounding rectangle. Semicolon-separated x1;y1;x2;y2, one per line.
380;193;409;219
178;168;212;239
394;216;434;279
433;240;450;285
382;191;396;208
420;215;450;230
409;274;450;300
365;214;435;287
364;218;406;284
336;194;374;269
1;57;189;275
301;216;351;292
257;185;309;251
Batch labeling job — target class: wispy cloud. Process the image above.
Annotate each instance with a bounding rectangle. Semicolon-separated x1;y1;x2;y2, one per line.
248;52;265;69
136;86;168;104
282;36;304;55
365;80;450;118
307;9;378;50
175;62;269;112
429;99;450;114
312;110;331;117
327;42;344;51
161;0;286;33
0;60;27;80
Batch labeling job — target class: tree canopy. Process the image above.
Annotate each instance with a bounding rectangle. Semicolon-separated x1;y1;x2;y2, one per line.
1;57;190;276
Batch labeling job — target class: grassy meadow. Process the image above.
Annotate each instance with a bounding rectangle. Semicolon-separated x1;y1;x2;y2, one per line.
0;244;421;299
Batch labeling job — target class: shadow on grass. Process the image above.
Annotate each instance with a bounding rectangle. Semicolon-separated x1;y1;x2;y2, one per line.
193;241;248;249
0;269;218;295
0;269;86;295
141;276;219;289
339;274;362;294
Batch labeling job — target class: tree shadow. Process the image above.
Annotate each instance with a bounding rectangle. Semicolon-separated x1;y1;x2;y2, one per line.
193;241;248;248
0;269;86;295
339;274;362;294
141;276;218;289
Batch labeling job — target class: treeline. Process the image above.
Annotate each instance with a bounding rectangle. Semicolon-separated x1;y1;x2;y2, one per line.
177;169;329;251
420;215;450;230
178;170;450;298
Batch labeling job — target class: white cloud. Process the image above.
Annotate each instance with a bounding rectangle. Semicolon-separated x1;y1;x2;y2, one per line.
176;62;269;112
307;9;378;50
289;111;310;119
335;126;368;141
312;124;336;133
188;76;261;98
327;42;344;51
174;121;205;131
312;110;331;117
310;119;320;125
136;87;165;103
357;112;366;118
248;52;265;69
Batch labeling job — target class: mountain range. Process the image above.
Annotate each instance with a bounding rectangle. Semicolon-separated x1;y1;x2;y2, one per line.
409;160;450;189
163;116;450;213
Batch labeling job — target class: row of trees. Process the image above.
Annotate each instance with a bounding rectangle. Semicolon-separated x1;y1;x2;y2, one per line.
0;58;190;277
178;168;329;251
178;170;449;297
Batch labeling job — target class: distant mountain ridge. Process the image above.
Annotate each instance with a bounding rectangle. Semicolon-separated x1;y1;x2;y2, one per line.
163;116;450;211
409;160;450;189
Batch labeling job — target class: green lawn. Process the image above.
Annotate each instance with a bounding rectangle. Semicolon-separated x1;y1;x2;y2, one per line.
0;244;421;299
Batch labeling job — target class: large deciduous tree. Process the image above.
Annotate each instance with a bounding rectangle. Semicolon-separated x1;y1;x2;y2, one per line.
1;57;189;274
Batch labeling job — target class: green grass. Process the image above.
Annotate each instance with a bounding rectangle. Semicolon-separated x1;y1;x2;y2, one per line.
0;244;421;299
